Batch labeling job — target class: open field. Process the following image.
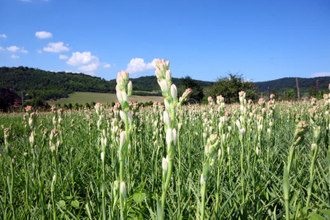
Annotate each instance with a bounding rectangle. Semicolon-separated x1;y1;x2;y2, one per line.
47;92;164;106
0;97;330;219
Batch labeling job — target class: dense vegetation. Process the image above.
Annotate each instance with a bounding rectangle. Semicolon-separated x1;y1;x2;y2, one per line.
0;67;213;102
256;77;330;92
1;97;330;219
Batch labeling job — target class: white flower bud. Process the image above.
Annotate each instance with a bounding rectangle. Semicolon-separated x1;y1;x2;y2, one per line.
162;157;168;172
172;129;177;145
240;128;246;138
166;128;173;145
120;181;127;199
101;152;104;161
120;131;126;147
127;80;133;96
163;111;171;126
236;120;241;130
166;70;171;82
171;84;177;101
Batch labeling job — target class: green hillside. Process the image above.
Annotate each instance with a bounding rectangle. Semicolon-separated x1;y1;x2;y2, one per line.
1;66;329;101
255;77;330;92
0;66;213;101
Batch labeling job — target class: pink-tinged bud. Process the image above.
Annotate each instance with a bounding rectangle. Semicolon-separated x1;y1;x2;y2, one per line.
172;129;177;145
116;72;125;90
116;85;123;103
155;67;162;78
121;90;128;103
166;128;173;145
311;143;317;151
165;60;170;69
162;157;168;172
120;181;127;199
171;84;177;101
127;81;132;96
158;80;169;93
166;70;171;82
163;111;171;126
270;94;275;100
164;98;170;110
120;70;129;84
120;131;126;148
205;145;209;155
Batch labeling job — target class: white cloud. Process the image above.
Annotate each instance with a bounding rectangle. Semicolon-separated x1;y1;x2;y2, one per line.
126;58;157;73
11;54;20;59
59;54;68;59
0;46;4;51
103;63;111;68
0;34;7;38
67;51;100;75
21;47;28;53
37;50;42;53
43;42;69;53
78;63;99;72
245;78;251;82
312;72;330;77
67;51;98;66
35;31;52;39
7;46;20;52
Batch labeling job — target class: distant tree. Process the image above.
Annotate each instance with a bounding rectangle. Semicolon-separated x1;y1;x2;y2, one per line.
178;76;204;102
286;89;296;100
74;103;79;110
207;73;256;103
85;102;91;108
68;103;72;109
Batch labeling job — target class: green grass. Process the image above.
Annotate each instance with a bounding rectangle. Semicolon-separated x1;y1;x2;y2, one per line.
47;92;164;105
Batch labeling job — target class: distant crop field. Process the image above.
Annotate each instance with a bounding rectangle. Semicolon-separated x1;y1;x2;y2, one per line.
47;92;163;105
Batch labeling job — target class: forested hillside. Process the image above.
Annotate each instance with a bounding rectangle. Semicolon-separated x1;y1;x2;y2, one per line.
1;66;329;101
256;77;330;92
0;66;213;101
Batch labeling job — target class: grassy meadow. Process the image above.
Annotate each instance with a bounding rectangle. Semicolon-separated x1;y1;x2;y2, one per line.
47;92;164;106
0;97;330;219
1;62;330;219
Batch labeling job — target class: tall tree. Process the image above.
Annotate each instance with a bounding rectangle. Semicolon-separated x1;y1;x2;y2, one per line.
207;73;256;103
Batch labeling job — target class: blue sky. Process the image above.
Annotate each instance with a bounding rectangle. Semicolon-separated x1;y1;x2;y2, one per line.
0;0;329;82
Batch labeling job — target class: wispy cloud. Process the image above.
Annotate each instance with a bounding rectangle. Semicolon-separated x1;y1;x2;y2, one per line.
11;54;20;59
103;63;111;68
59;54;68;59
0;46;5;51
43;42;69;53
35;31;52;39
20;0;32;2
0;34;7;38
311;72;330;77
7;46;20;52
21;47;28;53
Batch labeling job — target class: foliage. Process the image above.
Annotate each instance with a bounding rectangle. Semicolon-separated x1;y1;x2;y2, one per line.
178;76;204;102
207;73;256;102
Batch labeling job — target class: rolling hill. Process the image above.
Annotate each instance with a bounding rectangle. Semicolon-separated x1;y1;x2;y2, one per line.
0;66;328;101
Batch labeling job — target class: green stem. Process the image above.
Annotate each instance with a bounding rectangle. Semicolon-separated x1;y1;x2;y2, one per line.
161;159;173;210
201;181;206;220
